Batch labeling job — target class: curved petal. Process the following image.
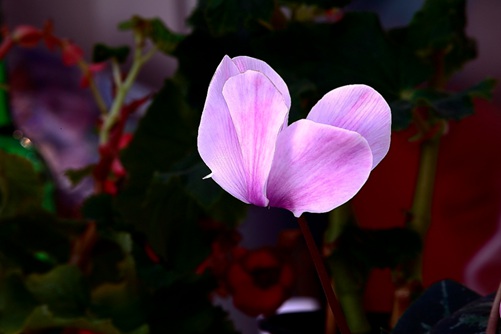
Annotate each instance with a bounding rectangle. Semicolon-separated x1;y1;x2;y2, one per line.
306;84;391;169
231;56;291;109
266;119;373;217
222;70;289;206
198;55;248;203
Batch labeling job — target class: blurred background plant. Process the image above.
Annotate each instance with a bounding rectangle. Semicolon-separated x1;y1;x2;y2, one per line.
0;0;500;334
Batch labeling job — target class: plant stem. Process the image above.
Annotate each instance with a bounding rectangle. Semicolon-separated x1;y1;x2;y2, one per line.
390;136;441;326
99;33;157;144
324;205;371;334
408;137;441;239
391;50;446;325
76;61;108;115
298;215;351;334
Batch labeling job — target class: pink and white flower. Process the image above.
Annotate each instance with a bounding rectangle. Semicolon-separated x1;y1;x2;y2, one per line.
197;55;391;217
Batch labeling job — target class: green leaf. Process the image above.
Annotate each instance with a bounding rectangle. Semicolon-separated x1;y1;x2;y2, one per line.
115;79;230;272
411;78;497;120
120;79;196;184
147;18;185;54
280;0;351;9
404;0;476;76
65;164;94;187
188;0;275;36
18;305;124;334
119;16;184;55
389;99;414;131
25;265;89;318
334;226;422;269
81;193;118;229
147;274;238;334
93;43;130;63
463;77;497;100
0;150;44;218
90;280;145;332
0;212;73;273
253;13;401;104
0;271;39;334
392;280;482;334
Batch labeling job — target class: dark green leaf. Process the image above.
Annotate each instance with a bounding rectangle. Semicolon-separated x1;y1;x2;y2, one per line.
334;226;422;269
65;164;94;187
412;78;497;120
392;280;481;334
253;13;401;108
25;264;89;317
20;305;124;334
390;99;414;131
119;16;184;55
82;194;117;228
93;43;130;63
147;18;185;54
429;294;497;333
147;274;238;334
463;77;497;100
280;0;351;8
0;212;72;273
405;0;476;76
0;271;39;334
188;0;275;36
0;150;44;218
90;280;145;332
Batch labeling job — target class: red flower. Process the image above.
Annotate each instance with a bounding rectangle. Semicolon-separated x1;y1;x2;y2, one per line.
80;62;106;88
197;230;295;316
225;248;294;317
11;25;43;47
61;41;84;66
0;36;13;59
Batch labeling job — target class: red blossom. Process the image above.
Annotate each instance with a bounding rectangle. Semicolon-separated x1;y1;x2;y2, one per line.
144;243;161;263
42;20;61;50
198;231;294;317
324;8;344;23
226;248;294;317
61;41;84;66
11;25;43;47
0;36;13;59
80;62;106;88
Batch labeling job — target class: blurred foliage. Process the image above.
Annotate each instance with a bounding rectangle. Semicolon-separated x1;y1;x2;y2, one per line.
0;0;496;333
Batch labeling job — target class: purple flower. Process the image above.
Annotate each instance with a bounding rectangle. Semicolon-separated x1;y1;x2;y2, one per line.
197;55;391;217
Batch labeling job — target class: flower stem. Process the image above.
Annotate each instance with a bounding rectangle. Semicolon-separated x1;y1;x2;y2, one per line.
298;215;351;334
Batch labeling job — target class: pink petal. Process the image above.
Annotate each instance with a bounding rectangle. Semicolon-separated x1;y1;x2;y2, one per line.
198;56;248;203
231;56;291;109
222;71;289;206
266;119;373;217
306;84;391;169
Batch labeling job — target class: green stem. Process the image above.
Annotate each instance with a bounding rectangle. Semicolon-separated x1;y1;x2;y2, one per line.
77;61;108;115
390;136;441;326
99;33;157;144
408;138;441;238
405;137;441;284
325;205;371;334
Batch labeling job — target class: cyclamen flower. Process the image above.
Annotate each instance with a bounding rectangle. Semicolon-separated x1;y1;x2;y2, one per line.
198;56;391;217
